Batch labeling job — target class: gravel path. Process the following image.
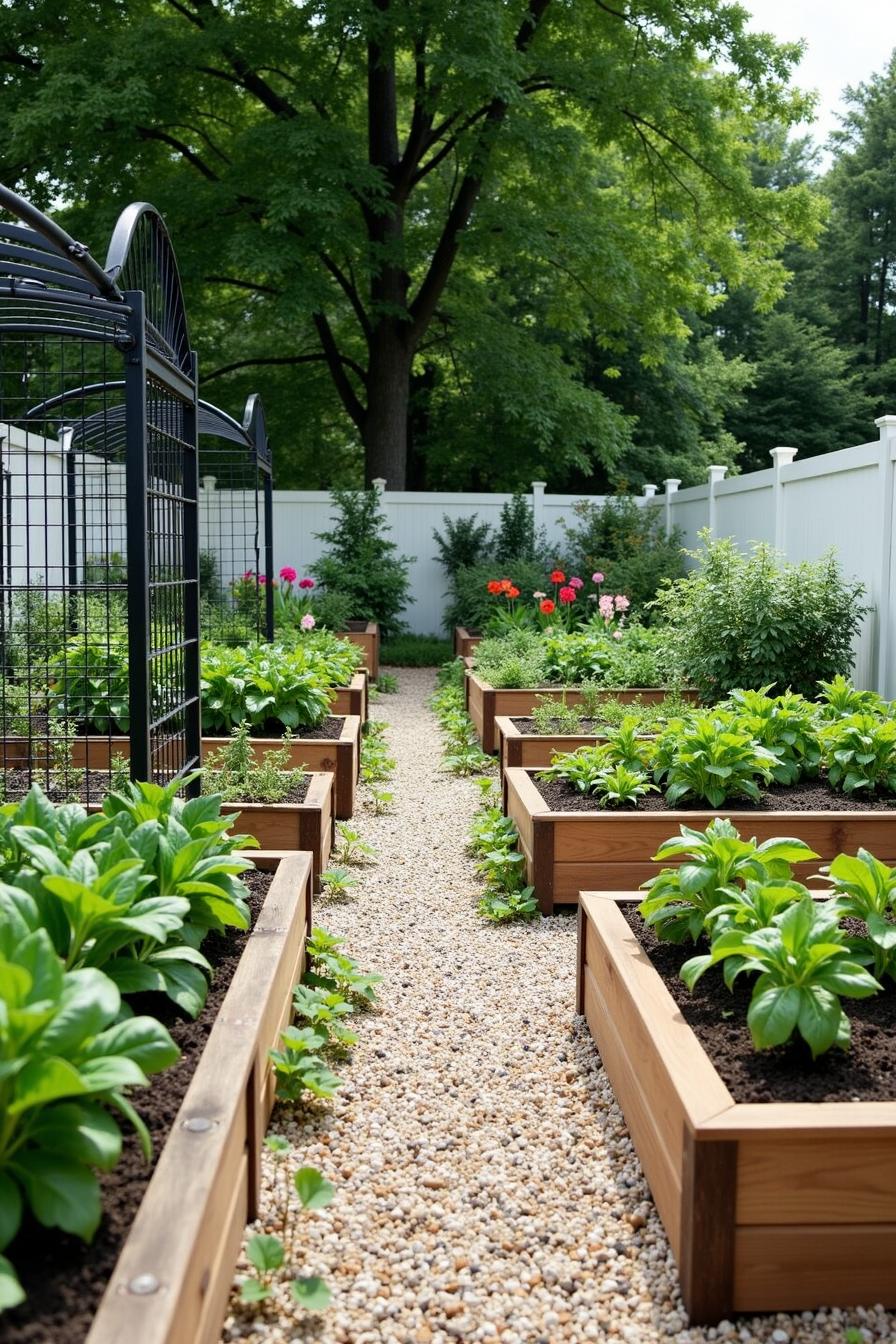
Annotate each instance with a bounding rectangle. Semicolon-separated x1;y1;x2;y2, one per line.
224;669;895;1344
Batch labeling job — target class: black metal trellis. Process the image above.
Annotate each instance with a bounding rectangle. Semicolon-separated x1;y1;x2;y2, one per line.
0;185;201;802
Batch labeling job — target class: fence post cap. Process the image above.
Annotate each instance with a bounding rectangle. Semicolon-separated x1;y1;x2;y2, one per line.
642;483;658;497
371;476;386;491
770;446;798;466
707;464;728;482
875;415;896;434
531;480;546;490
663;478;682;490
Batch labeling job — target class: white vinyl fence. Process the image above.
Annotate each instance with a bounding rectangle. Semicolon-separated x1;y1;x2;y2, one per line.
271;416;896;694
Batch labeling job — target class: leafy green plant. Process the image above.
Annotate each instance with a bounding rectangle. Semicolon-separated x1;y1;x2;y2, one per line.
239;1142;333;1311
335;822;377;865
561;495;685;616
380;634;453;666
0;678;30;737
639;819;820;943
292;984;357;1052
650;533;868;701
530;694;583;735
47;634;130;734
826;848;896;981
472;629;549;689
360;721;396;784
478;886;539;922
821;713;896;794
656;713;777;807
201;642;332;734
312;488;413;639
269;1026;343;1101
681;896;881;1057
433;513;493;578
723;687;821;785
0;928;178;1304
539;744;611;795
366;785;394;815
304;927;382;1006
594;764;656;808
318;867;359;899
817;674;886;720
468;800;536;923
375;672;398;694
203;723;306;803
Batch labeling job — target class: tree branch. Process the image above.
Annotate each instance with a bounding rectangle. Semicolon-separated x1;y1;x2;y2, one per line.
136;126;219;180
409;0;552;342
313;312;367;426
205;351;367;382
318;251;373;341
204;274;282;296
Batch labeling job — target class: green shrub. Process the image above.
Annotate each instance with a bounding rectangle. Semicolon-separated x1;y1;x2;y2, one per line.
433;514;492;578
313;489;413;639
441;559;548;633
47;634;130;734
650;533;868;700
380;634;452;666
561;496;684;616
472;630;549;689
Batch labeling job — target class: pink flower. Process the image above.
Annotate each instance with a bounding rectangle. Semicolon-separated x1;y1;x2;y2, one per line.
299;577;315;590
241;569;254;580
558;585;576;605
592;572;605;584
279;565;297;583
300;613;316;630
569;576;584;590
599;595;615;620
614;595;630;611
258;574;267;585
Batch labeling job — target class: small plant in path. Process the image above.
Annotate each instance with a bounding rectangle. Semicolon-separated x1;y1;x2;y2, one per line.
239;1135;333;1311
376;672;399;693
335;821;377;864
366;785;394;815
319;866;359;899
468;798;538;923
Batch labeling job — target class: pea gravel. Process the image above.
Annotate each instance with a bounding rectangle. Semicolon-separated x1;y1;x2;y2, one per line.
222;669;896;1344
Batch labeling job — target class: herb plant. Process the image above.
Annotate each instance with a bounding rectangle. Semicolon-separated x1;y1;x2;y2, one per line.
594;764;656;808
530;695;583;735
826;849;896;981
203;723;306;803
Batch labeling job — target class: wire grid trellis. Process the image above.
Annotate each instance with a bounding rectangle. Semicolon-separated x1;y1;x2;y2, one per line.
199;395;273;645
0;188;200;802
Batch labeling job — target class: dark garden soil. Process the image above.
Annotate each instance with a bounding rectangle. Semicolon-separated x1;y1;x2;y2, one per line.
224;775;311;805
244;715;345;740
1;870;273;1344
535;776;896;813
621;905;896;1104
512;716;615;735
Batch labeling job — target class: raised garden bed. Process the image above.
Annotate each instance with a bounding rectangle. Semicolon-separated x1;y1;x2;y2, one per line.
506;766;896;915
453;626;482;659
467;670;690;754
221;771;334;890
6;853;312;1344
342;620;380;680
496;714;612;772
576;892;896;1321
60;717;361;820
330;669;369;722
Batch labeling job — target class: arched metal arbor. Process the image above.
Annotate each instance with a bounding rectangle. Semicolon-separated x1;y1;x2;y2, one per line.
60;391;275;644
0;186;201;800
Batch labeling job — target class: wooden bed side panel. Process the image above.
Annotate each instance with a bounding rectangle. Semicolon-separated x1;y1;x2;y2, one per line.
735;1135;896;1225
732;1223;896;1312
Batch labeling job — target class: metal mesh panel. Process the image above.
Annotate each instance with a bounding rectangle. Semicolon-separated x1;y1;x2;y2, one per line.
200;441;271;644
0;334;130;801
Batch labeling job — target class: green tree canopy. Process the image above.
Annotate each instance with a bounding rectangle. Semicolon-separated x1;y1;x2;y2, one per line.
0;0;821;487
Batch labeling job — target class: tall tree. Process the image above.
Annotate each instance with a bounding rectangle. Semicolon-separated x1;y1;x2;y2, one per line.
0;0;819;486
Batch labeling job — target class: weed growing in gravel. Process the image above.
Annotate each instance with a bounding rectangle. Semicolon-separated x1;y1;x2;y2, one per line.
367;785;394;814
376;672;399;693
239;1136;333;1311
319;866;359;899
468;800;538;923
361;720;396;784
336;820;378;863
306;926;382;1006
431;661;495;777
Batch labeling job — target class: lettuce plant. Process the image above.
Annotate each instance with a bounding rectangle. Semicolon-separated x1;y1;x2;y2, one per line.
817;674;886;720
201;643;332;734
594;764;656;808
724;687;821;785
681;896;881;1058
0;922;178;1301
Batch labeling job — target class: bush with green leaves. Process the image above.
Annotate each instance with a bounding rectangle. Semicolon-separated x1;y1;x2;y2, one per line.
561;495;685;616
312;488;413;639
47;634;131;734
650;533;868;701
0;925;178;1308
0;678;30;737
441;558;550;634
201;642;332;734
722;687;821;785
472;629;550;689
433;513;493;579
654;712;777;807
638;818;819;943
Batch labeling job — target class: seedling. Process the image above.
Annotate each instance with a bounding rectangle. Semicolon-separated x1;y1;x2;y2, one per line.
319;866;359;899
239;1138;333;1311
335;821;378;864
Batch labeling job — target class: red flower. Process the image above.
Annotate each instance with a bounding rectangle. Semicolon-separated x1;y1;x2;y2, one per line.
539;598;556;615
507;585;520;599
550;569;565;584
487;580;503;594
499;578;514;593
558;585;576;604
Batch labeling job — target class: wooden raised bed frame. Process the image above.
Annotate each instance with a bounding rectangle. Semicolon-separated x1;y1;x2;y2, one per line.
453;626;482;659
577;892;896;1321
467;670;689;754
221;770;333;891
342;620;380;680
86;851;313;1344
506;765;896;915
496;713;612;772
330;669;368;722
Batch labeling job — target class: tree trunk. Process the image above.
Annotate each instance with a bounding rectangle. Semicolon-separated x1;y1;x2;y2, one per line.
362;328;413;487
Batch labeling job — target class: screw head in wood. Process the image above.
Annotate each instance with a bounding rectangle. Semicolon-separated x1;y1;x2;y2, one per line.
182;1115;214;1132
128;1273;160;1296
